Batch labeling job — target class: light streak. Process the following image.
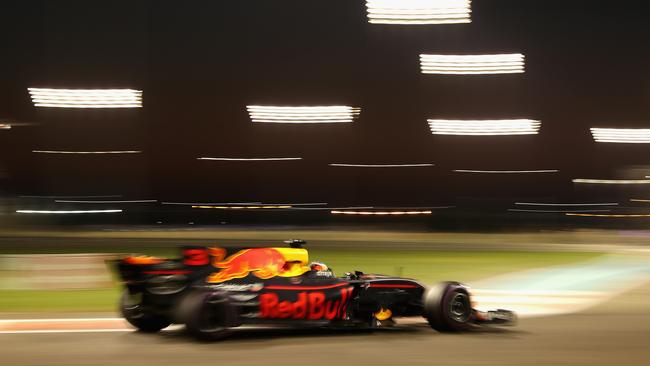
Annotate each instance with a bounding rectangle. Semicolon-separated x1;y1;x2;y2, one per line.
27;88;142;108
454;169;557;174
16;210;123;214
197;157;302;161
20;195;122;199
246;105;360;124
572;179;650;184
428;119;540;135
590;128;650;143
192;205;292;209
366;0;472;25
515;202;618;206
329;163;434;168
566;213;650;218
32;150;141;154
161;201;262;205
508;209;611;213
55;199;156;204
331;210;432;215
420;53;525;74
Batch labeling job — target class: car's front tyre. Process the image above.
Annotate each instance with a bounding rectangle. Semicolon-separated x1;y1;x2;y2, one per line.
423;282;472;332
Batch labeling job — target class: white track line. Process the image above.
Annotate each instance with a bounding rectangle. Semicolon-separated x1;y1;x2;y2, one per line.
0;329;132;334
0;318;123;323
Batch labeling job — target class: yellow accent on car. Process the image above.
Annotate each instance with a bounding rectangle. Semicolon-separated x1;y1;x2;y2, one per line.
273;247;310;277
374;308;393;321
272;247;308;265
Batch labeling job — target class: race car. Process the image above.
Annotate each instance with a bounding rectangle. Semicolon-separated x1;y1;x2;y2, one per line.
115;240;515;340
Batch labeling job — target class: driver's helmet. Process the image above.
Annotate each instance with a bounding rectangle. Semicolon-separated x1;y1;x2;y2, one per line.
310;261;329;272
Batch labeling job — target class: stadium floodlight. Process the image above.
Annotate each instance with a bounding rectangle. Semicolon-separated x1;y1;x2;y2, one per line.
16;209;123;214
420;54;525;74
329;163;434;168
572;179;650;184
453;169;557;174
366;0;471;25
429;119;541;135
197;157;302;161
32;150;142;154
246;105;360;124
0;123;11;130
27;88;142;108
590;128;650;143
331;210;432;215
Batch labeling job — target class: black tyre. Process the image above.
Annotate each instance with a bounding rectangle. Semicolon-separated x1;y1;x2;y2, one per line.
120;290;171;332
184;292;235;341
423;282;472;332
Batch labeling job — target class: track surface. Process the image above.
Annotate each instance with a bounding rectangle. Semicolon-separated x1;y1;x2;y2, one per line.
2;283;649;366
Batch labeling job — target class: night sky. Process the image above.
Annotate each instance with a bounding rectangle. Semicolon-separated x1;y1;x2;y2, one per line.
2;1;650;209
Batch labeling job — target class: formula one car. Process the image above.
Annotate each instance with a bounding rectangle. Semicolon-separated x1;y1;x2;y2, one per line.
115;240;515;340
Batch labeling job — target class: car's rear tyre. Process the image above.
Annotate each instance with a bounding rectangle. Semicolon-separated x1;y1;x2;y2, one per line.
120;290;171;332
423;282;472;332
184;292;234;341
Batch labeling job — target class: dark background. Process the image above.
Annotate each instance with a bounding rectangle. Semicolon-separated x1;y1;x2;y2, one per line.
1;1;650;227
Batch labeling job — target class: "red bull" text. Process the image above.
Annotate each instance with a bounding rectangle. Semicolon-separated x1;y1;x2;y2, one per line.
259;288;353;320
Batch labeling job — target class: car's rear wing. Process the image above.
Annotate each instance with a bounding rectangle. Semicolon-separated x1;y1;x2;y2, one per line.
113;246;235;284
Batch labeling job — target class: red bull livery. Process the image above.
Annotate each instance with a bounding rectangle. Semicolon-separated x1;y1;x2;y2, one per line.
114;240;516;340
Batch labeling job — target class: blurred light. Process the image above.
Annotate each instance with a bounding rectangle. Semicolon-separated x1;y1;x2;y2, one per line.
420;53;525;74
32;150;141;154
0;123;11;130
197;157;302;161
428;119;540;135
566;213;650;218
192;205;292;209
508;209;611;213
515;202;618;206
590;128;650;143
454;169;557;173
164;201;326;206
55;199;156;204
16;209;123;214
246;105;360;124
572;179;650;184
259;203;327;206
27;88;142;108
329;163;434;168
630;199;650;203
161;201;262;205
331;210;432;215
20;195;122;199
366;0;472;25
289;206;375;211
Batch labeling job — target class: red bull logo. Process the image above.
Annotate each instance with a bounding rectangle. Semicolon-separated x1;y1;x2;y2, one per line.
259;288;353;320
207;248;289;283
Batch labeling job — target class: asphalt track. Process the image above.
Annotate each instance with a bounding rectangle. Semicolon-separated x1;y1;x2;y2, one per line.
2;282;649;366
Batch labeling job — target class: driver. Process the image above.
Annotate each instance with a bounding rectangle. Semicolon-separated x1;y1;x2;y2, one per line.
309;261;335;277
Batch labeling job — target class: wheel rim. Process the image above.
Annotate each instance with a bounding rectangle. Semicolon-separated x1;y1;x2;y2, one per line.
448;292;471;323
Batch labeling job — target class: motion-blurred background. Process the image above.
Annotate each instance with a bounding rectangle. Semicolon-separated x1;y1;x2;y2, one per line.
1;1;650;365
